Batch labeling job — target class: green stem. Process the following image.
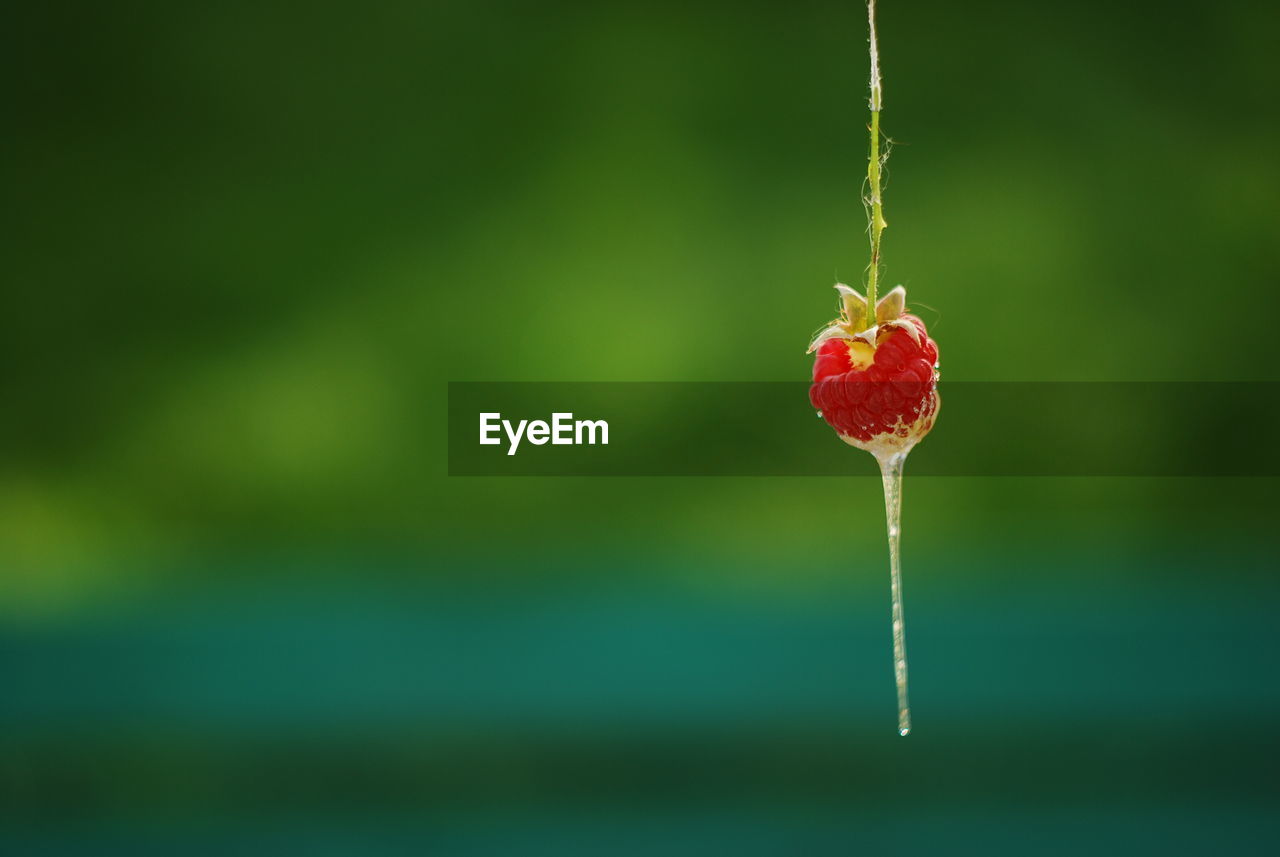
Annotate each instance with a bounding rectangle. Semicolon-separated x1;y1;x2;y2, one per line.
864;0;885;330
867;110;883;324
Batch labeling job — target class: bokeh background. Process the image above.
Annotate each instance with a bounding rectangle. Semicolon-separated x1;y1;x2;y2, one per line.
4;0;1279;852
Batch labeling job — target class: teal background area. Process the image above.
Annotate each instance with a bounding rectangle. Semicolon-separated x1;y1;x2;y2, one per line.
4;0;1280;852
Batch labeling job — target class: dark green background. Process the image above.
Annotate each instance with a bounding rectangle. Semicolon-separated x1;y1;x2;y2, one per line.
3;0;1279;852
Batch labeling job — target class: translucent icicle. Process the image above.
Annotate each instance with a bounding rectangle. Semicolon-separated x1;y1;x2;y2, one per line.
877;450;911;736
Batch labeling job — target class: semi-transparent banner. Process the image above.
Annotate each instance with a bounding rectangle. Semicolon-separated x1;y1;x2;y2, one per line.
447;382;1280;476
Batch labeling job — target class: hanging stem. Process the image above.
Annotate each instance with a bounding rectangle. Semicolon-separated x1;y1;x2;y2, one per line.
864;0;886;329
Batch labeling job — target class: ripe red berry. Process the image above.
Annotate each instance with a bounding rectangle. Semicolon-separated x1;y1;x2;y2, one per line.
808;285;939;453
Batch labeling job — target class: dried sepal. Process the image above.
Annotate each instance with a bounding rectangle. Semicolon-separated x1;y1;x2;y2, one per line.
852;325;880;347
807;324;855;354
875;285;906;324
834;283;867;329
880;317;921;346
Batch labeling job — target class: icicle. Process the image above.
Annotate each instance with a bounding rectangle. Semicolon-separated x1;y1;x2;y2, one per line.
877;450;911;736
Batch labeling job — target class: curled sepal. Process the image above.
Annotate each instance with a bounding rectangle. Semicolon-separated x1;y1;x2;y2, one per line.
807;324;855;354
806;283;865;353
876;285;906;324
879;317;921;346
834;283;868;330
852;324;880;347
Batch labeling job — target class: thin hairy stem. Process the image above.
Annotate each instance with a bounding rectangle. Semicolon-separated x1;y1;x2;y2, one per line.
864;0;886;328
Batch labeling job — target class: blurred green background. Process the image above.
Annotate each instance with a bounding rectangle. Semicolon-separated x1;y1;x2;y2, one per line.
3;0;1279;852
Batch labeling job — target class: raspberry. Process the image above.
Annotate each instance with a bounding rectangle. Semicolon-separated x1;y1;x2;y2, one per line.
807;285;939;453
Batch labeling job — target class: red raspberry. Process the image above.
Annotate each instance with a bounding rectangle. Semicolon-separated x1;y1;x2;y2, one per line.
808;285;939;452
